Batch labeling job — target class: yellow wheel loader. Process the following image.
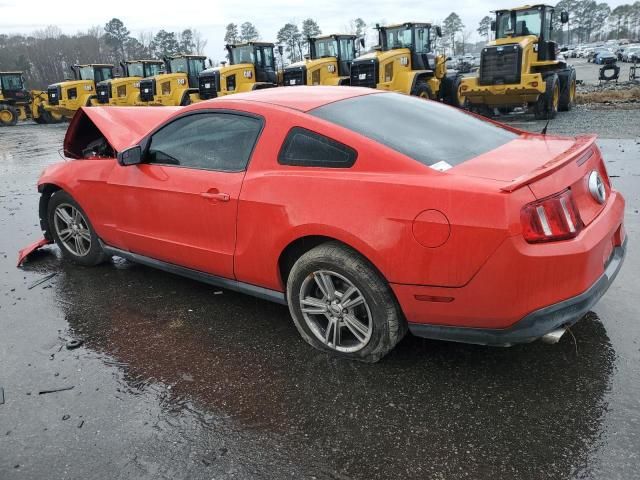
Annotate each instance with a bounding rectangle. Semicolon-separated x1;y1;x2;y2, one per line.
95;60;164;106
45;64;114;119
460;4;576;119
349;22;465;107
198;42;278;99
138;55;206;106
283;34;359;86
0;71;62;126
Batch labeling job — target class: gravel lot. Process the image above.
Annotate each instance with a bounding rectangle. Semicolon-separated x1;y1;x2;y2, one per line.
1;106;639;479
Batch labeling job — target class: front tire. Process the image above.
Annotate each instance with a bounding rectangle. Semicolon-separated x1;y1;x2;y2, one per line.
47;190;108;266
411;81;433;100
286;242;406;362
534;73;559;120
558;68;576;112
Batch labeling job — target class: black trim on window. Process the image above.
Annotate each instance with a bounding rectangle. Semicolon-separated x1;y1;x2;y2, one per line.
278;127;357;168
138;109;265;173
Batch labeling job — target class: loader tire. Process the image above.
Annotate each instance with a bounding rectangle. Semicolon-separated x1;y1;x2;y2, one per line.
558;68;576;112
411;81;433;100
534;74;559;120
0;104;19;126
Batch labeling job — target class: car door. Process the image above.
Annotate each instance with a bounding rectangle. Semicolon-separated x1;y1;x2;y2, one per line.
107;111;263;278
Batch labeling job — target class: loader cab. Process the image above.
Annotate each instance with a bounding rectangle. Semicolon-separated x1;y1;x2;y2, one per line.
72;64;114;83
165;55;207;88
227;43;277;84
378;23;437;70
122;60;164;78
494;4;567;61
0;72;28;100
309;35;357;77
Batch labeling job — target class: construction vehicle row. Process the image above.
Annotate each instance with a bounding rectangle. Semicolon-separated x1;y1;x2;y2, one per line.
1;4;576;126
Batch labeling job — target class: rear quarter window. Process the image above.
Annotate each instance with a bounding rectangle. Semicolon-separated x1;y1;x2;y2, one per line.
278;127;357;168
309;93;518;169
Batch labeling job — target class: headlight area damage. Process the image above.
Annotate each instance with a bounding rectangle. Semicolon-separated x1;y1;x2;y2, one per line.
18;106;180;266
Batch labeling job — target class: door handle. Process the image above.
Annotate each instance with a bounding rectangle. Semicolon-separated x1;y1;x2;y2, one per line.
200;191;230;202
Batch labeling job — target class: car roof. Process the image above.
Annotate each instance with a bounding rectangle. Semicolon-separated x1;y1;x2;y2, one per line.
203;86;383;112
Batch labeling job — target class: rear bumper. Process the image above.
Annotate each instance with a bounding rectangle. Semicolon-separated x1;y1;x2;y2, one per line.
408;237;627;346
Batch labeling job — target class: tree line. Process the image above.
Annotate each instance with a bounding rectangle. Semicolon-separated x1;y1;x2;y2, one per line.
0;19;207;89
223;18;366;64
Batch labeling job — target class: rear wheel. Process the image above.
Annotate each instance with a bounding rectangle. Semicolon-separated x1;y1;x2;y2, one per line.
444;75;467;109
534;73;559;120
47;190;108;266
180;93;192;106
558;68;576;112
0;104;18;126
411;80;433;100
286;242;406;362
37;107;64;124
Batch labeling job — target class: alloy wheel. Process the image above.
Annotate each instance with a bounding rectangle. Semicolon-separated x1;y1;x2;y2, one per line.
299;270;373;353
53;203;92;257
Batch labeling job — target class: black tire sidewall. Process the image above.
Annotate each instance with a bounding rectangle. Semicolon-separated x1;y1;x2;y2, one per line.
286;243;404;362
534;74;558;119
412;81;432;100
47;190;107;266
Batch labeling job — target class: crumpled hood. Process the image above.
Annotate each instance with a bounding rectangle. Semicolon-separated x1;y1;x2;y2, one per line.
64;106;181;154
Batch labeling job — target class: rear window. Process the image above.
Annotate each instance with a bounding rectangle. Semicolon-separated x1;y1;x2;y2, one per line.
309;93;518;169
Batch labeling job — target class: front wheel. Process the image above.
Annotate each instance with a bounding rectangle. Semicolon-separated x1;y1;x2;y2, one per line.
47;190;108;266
411;81;433;100
286;242;406;362
0;105;19;126
534;74;559;120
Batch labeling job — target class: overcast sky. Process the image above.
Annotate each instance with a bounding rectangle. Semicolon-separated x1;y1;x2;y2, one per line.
0;0;630;61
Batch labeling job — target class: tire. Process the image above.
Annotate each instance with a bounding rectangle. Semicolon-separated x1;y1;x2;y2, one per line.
180;93;192;106
0;104;19;126
443;75;467;109
558;68;576;112
37;107;64;124
534;73;559;120
411;80;433;100
286;242;407;363
47;190;108;266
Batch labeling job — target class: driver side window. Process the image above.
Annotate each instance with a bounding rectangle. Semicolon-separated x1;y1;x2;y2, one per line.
148;113;263;172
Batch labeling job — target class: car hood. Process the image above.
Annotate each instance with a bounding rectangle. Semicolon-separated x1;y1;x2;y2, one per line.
64;106;181;155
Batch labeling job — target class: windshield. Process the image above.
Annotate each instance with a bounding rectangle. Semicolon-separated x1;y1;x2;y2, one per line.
385;27;413;49
1;74;23;91
78;66;95;80
310;93;517;168
145;63;163;77
126;63;145;77
169;58;188;73
313;38;338;58
231;46;255;64
496;7;543;38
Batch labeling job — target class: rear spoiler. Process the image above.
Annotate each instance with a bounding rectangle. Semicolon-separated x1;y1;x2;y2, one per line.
500;134;597;192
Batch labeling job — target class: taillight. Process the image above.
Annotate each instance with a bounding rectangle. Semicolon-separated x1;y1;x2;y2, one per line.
521;189;583;243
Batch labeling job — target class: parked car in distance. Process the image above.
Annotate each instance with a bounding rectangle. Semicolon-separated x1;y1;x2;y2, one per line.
36;87;627;362
622;46;640;62
588;47;612;62
594;51;618;65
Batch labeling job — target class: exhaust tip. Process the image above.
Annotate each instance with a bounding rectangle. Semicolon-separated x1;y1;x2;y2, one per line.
541;328;566;345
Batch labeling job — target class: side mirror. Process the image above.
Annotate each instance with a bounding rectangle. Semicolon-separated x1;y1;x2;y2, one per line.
359;38;365;48
436;26;443;38
208;59;213;67
490;21;496;32
118;146;142;166
561;11;569;24
278;45;284;56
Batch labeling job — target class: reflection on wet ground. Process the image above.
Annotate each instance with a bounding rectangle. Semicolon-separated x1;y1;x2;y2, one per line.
1;123;639;479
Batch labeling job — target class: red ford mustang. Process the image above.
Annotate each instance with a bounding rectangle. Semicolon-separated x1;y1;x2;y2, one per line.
34;86;626;362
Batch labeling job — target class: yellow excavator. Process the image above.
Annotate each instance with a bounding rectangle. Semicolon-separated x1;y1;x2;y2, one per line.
95;60;164;106
283;34;360;86
460;4;576;119
348;22;465;107
0;71;62;126
44;64;114;119
198;42;278;99
137;54;207;106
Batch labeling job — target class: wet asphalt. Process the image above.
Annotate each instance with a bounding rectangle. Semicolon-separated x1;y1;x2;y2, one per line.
0;110;639;479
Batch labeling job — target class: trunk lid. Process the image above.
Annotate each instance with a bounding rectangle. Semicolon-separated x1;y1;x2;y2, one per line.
452;134;609;226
